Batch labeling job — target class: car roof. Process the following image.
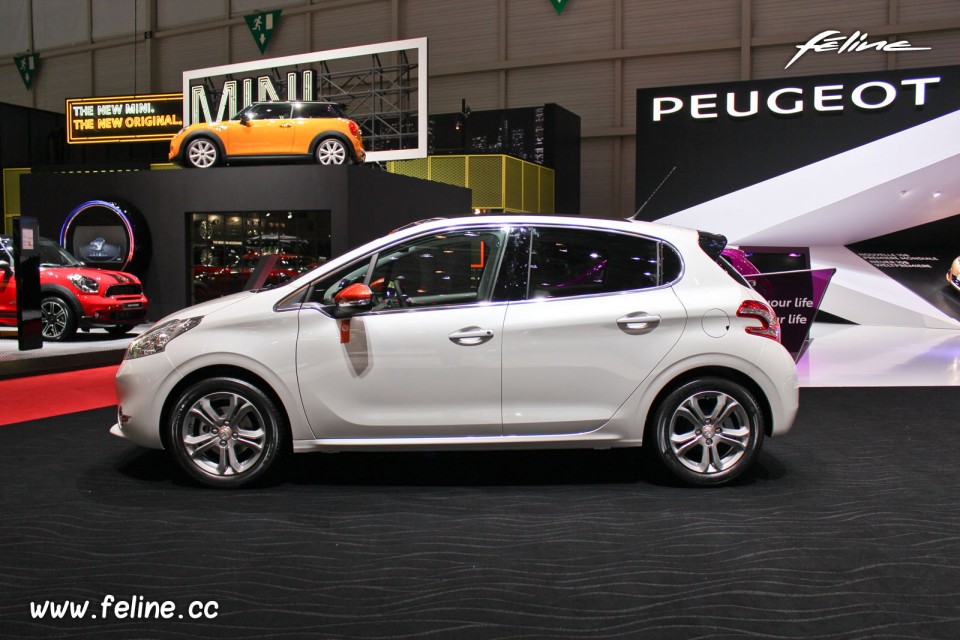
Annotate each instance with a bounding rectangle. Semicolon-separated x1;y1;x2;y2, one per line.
390;215;700;246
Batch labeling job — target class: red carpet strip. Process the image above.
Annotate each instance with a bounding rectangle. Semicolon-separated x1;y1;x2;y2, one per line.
0;365;119;425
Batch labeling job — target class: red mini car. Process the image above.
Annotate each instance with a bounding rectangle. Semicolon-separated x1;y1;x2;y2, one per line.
0;236;149;341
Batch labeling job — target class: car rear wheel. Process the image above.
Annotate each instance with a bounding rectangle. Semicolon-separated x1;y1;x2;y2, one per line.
41;295;77;341
315;138;348;165
168;377;286;488
651;377;764;486
185;138;219;169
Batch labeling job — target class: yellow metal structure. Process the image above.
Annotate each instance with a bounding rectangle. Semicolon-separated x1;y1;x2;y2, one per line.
387;155;555;214
3;168;30;235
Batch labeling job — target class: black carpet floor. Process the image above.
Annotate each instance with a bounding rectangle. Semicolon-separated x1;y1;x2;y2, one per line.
1;388;959;639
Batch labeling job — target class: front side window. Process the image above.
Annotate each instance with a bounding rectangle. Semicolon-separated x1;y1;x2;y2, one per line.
307;227;506;310
526;227;663;299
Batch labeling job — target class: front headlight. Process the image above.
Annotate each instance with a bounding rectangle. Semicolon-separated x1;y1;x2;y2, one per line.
67;273;99;293
125;317;202;360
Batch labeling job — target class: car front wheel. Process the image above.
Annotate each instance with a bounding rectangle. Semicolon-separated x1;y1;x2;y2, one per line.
41;295;77;341
168;377;286;488
315;138;348;165
651;377;764;486
185;138;219;169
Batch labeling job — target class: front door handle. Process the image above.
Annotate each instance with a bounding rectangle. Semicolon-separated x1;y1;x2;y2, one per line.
617;312;661;334
279;123;292;128
448;327;495;346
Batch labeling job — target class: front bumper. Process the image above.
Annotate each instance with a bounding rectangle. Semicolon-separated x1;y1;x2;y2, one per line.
111;352;182;449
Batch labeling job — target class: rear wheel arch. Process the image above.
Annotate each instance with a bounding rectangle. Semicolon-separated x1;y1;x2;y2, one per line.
644;366;774;442
310;132;355;163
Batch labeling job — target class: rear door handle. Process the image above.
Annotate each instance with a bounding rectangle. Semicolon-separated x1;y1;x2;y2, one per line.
449;327;495;346
617;312;661;333
279;123;292;128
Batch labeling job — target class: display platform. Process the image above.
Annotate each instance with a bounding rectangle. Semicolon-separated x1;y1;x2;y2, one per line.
20;165;472;320
798;322;960;387
0;326;145;379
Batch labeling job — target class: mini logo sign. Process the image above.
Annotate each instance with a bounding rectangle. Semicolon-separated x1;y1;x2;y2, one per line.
13;53;39;90
786;30;931;69
245;10;282;54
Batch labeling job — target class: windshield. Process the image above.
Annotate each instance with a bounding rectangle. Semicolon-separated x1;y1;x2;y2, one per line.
40;240;84;267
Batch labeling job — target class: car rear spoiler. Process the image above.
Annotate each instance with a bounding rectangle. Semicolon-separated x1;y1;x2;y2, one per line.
697;230;728;261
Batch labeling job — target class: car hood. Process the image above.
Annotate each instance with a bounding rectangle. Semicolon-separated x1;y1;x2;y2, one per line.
158;291;257;324
42;266;141;285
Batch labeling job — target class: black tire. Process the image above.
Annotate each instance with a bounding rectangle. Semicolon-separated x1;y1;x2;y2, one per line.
167;377;287;488
184;137;220;169
105;325;133;337
41;295;78;341
314;138;348;165
651;377;764;486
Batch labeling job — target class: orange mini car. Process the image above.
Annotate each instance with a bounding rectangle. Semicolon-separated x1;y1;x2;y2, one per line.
169;101;366;169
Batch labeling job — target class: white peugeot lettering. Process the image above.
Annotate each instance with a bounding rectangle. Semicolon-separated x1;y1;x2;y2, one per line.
650;77;941;122
851;81;897;110
691;94;718;119
652;97;683;122
726;91;759;118
814;84;844;112
767;87;803;115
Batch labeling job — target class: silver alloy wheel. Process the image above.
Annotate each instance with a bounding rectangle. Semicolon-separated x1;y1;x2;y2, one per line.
179;391;268;478
186;138;218;168
667;390;752;475
315;138;347;165
41;297;70;339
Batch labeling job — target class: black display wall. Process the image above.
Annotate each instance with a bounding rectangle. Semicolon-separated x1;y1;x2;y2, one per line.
430;103;581;214
634;65;960;220
20;165;471;320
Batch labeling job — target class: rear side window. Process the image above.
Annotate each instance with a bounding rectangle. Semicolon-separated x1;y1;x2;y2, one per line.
294;103;342;119
526;227;671;299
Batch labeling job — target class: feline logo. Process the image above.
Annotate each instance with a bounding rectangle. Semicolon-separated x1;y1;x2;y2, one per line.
786;30;931;69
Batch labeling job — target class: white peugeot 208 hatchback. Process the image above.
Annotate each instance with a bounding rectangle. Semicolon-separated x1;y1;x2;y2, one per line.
112;216;798;488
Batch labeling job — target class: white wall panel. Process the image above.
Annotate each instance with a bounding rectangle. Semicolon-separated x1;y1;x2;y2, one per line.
890;31;960;69
312;2;392;52
230;14;306;62
580;137;615;217
93;44;150;97
156;30;228;93
158;0;226;30
897;0;960;23
507;0;613;59
34;52;91;112
403;0;499;68
623;0;739;49
620;136;636;216
507;62;614;128
33;0;88;50
230;0;302;17
754;44;887;79
0;0;30;57
92;0;148;42
753;0;888;39
429;71;500;114
623;51;739;132
0;67;31;107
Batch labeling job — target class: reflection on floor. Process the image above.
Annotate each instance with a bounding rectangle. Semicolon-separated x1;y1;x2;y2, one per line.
799;323;960;387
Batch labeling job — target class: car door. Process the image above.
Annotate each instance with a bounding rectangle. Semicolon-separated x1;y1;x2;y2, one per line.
0;244;16;326
226;103;296;156
296;226;509;439
501;226;687;435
